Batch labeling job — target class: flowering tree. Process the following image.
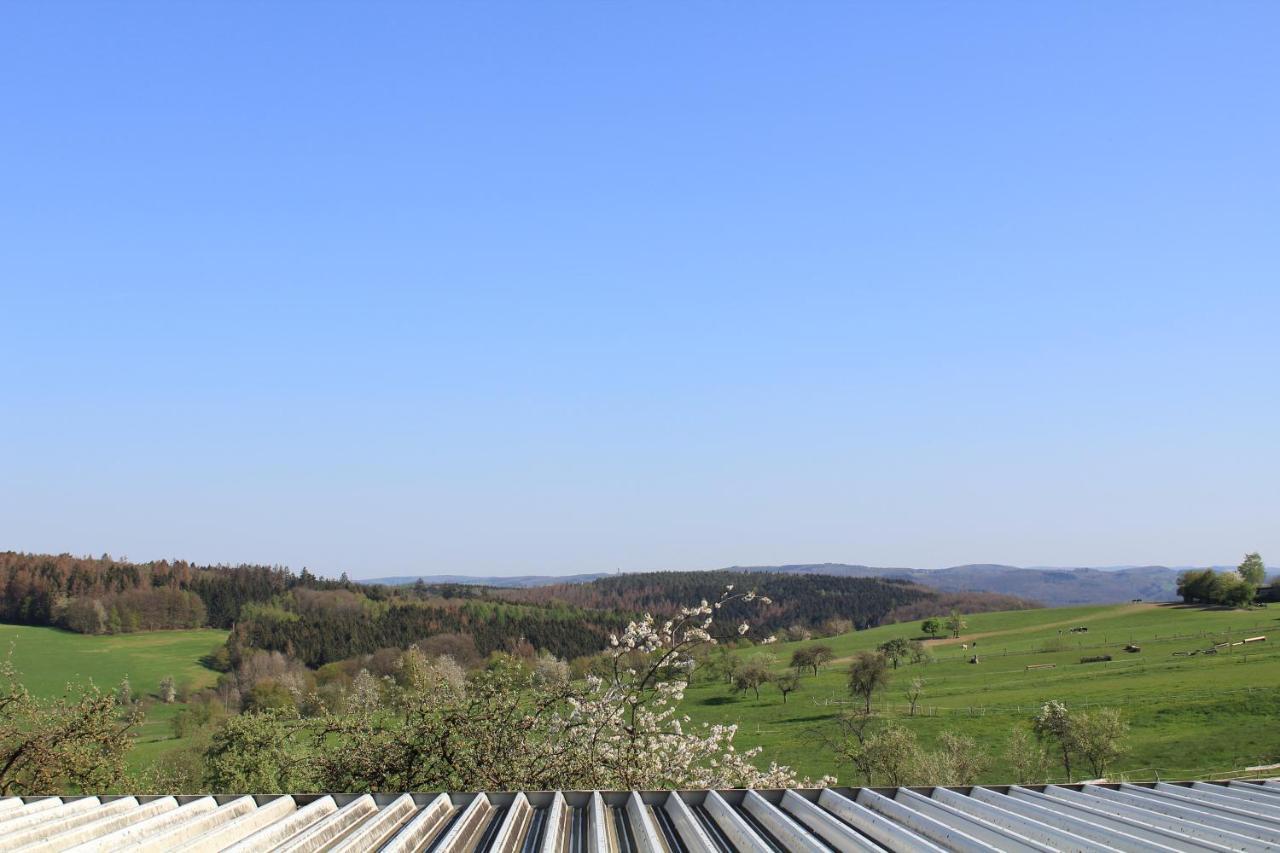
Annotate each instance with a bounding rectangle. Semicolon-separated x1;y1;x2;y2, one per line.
1033;701;1128;782
205;587;830;792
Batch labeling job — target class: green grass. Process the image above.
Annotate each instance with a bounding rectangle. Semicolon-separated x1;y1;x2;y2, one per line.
683;603;1280;783
0;624;228;772
6;604;1280;786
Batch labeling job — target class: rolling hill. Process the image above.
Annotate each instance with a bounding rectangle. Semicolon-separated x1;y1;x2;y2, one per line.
369;562;1189;605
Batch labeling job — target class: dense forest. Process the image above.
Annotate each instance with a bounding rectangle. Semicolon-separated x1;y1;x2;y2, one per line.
227;590;622;667
502;570;1037;636
0;552;352;632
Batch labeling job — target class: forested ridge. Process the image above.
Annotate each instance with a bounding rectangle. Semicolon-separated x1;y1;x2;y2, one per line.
502;570;1038;635
227;591;621;667
0;552;312;632
0;553;1037;670
0;552;623;665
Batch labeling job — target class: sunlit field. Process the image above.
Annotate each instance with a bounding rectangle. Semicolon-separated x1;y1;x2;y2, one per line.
682;602;1280;783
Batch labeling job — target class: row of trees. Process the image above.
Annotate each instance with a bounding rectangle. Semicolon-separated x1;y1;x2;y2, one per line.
1177;553;1268;607
228;590;623;668
828;701;1127;787
0;552;330;632
54;588;206;634
921;610;967;639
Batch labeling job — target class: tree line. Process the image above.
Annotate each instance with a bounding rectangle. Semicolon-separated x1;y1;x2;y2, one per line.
0;552;331;633
1176;553;1268;607
227;589;624;668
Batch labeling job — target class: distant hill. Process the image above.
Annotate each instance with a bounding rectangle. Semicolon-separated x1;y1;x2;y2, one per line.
372;562;1189;606
727;563;1184;605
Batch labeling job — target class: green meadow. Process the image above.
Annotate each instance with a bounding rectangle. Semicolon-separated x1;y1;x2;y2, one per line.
4;603;1280;785
682;602;1280;783
0;624;228;771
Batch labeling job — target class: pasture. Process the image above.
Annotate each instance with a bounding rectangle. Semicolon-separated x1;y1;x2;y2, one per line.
682;602;1280;783
0;624;228;772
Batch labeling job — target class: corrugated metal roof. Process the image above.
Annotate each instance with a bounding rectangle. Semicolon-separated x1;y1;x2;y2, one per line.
1;780;1278;851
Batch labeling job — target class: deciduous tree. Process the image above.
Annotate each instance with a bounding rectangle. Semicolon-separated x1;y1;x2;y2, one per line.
877;638;911;669
790;644;834;676
1239;552;1266;588
847;652;890;714
904;677;924;716
1074;708;1128;778
1006;726;1049;785
1032;700;1128;781
733;658;772;700
773;673;800;703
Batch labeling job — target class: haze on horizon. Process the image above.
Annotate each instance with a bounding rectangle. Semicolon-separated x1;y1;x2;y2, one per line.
2;4;1277;580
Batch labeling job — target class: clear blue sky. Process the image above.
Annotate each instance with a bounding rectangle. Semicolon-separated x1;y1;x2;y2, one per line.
2;3;1277;578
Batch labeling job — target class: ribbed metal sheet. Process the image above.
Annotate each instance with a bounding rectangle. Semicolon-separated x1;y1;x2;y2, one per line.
0;780;1276;851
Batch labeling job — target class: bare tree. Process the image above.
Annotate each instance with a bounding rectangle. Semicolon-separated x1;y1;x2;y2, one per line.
904;677;924;716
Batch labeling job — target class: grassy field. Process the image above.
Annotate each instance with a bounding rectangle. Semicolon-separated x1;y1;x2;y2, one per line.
5;604;1279;786
0;624;228;771
682;602;1280;784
